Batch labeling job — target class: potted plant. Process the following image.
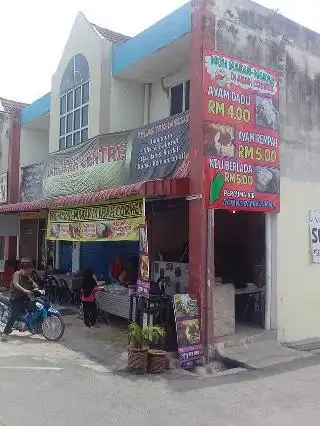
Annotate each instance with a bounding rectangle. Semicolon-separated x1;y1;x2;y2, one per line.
128;323;165;373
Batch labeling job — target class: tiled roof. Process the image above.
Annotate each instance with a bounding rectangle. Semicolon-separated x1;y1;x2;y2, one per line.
0;97;28;114
0;178;189;212
90;23;131;45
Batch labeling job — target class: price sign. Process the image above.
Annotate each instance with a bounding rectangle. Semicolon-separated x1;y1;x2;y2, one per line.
203;51;280;213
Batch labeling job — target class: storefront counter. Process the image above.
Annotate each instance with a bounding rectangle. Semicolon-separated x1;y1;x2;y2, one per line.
96;285;135;320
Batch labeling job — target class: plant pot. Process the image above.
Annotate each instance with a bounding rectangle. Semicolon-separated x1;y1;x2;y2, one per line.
148;349;167;374
128;347;148;373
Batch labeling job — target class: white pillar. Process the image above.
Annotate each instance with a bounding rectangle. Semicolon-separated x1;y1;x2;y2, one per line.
265;213;277;331
143;84;151;125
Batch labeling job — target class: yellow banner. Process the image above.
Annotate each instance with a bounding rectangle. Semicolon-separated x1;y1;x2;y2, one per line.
47;198;145;242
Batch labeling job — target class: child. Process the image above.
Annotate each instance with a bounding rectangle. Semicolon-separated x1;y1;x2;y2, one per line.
81;269;99;328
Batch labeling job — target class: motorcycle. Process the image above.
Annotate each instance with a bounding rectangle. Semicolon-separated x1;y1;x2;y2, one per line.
0;289;65;341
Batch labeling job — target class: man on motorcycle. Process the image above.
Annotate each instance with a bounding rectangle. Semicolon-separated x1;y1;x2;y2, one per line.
1;257;38;342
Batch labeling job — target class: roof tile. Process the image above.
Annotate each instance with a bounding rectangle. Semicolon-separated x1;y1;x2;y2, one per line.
91;23;131;45
0;97;28;114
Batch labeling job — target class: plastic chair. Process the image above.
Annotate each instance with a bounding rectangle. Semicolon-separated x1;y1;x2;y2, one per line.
60;278;73;304
47;276;59;304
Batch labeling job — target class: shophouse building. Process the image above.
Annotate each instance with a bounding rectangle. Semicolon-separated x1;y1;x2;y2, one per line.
1;0;320;354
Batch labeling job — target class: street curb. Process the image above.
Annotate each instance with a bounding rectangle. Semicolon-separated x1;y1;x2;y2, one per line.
285;339;320;352
214;343;253;370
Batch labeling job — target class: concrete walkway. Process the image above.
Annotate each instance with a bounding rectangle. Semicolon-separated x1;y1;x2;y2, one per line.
1;288;316;375
216;339;314;369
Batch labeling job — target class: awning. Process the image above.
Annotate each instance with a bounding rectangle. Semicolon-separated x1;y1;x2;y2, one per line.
0;178;189;213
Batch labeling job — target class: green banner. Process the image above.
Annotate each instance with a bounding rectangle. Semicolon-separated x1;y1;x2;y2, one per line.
42;112;189;199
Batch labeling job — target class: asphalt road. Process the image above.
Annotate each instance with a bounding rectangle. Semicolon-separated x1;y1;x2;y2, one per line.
1;333;320;426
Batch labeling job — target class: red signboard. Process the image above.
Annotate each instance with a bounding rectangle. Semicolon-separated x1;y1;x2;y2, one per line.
203;50;280;212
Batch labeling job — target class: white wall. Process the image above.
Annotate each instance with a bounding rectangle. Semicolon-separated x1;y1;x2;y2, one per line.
149;81;169;123
109;79;144;133
99;41;112;135
48;12;190;151
0;113;10;174
49;12;110;153
149;67;189;124
20;127;49;167
277;179;320;343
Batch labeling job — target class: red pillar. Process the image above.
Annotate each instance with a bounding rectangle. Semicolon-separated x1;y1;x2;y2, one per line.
189;0;215;357
7;111;21;262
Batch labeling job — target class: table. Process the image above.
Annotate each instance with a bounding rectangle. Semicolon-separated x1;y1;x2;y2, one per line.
96;288;136;321
235;288;264;327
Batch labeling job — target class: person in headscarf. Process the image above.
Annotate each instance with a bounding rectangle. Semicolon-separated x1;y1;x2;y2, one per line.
81;269;99;328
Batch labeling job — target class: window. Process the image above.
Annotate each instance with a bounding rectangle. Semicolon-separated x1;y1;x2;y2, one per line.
170;80;190;116
59;54;90;151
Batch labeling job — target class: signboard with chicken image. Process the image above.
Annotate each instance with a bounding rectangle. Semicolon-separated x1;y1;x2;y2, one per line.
136;224;150;298
173;294;204;366
203;50;280;212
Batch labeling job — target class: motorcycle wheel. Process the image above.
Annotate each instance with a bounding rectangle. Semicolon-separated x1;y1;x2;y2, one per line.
0;302;10;331
41;314;65;341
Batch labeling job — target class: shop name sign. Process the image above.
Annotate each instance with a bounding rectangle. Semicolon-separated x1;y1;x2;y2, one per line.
203;50;280;213
46;144;127;178
205;54;277;96
49;198;144;223
47;198;145;242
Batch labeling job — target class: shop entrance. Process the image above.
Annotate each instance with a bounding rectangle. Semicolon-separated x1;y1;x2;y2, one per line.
214;210;266;336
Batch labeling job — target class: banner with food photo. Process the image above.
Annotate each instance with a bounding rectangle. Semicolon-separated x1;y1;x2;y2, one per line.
136;224;150;298
173;294;204;366
203;50;280;212
42;112;189;200
46;198;145;242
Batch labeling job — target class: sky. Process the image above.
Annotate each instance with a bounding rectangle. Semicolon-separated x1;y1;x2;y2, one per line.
0;0;317;104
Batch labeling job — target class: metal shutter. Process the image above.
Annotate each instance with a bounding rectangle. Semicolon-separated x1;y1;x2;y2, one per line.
59;241;72;272
80;241;139;280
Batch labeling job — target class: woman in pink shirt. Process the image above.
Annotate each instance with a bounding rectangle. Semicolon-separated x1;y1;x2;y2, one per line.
81;269;99;328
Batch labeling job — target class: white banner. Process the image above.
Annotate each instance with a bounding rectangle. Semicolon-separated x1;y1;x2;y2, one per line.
309;210;320;263
0;172;7;203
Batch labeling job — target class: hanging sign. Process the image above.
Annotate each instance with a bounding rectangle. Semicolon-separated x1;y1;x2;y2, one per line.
173;294;204;366
203;51;280;212
47;198;145;242
136;224;150;298
130;112;189;182
309;210;320;263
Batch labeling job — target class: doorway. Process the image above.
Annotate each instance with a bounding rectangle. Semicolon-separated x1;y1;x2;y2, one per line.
214;210;266;333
